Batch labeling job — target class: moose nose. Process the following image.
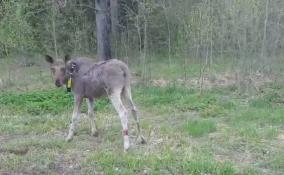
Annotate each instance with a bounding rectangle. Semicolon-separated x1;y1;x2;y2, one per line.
55;79;61;87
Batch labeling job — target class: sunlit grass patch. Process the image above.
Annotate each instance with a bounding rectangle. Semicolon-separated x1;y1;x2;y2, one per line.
84;150;235;175
0;89;73;115
134;86;229;113
0;85;235;117
237;125;261;142
229;107;283;143
249;83;284;109
0;152;56;174
263;127;279;139
200;104;226;118
231;107;284;128
0;154;24;172
240;167;259;175
0;114;69;134
3;138;68;151
182;119;217;137
0;82;284;174
268;151;284;172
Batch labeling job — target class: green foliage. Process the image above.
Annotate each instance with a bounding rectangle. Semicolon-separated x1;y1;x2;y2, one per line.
0;89;73;115
135;86;226;112
0;89;109;115
0;1;38;55
134;86;236;121
0;86;233;116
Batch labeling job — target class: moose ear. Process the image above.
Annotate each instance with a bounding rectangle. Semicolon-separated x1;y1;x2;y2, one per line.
64;54;71;63
70;62;79;73
45;55;54;64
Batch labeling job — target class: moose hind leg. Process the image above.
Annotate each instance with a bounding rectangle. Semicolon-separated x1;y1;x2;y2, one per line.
110;90;130;151
123;86;146;144
86;98;98;137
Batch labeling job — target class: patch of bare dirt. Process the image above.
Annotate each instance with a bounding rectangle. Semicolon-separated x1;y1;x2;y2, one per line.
193;72;238;88
151;79;171;87
143;71;276;89
0;147;29;155
214;150;254;167
192;71;275;89
277;131;284;143
49;154;83;175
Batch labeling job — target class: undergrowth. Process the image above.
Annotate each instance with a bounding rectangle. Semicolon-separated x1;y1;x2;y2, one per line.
0;89;109;115
0;83;284;174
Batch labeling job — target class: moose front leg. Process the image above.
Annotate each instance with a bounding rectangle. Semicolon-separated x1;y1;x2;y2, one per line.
66;95;83;142
86;98;98;137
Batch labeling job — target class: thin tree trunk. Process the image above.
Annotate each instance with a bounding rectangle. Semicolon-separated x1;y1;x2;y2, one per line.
136;15;143;61
52;0;58;58
209;0;213;66
111;0;119;57
142;11;148;85
162;0;171;66
272;13;282;57
261;0;269;59
96;0;112;60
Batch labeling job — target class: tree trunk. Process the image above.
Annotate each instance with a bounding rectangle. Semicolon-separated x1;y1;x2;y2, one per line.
96;0;112;60
52;0;58;58
261;0;269;59
110;0;119;34
110;0;119;57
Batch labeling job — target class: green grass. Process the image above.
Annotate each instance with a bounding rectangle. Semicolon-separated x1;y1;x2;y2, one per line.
0;85;231;116
130;55;232;81
183;119;217;137
134;86;231;114
3;138;68;151
1;152;56;173
0;114;68;134
1;58;284;174
84;151;235;175
0;84;283;174
0;89;110;115
268;151;284;172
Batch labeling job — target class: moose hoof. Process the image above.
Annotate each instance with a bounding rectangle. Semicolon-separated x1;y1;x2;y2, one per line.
92;131;99;137
137;135;147;144
124;144;130;152
124;137;130;152
65;135;73;142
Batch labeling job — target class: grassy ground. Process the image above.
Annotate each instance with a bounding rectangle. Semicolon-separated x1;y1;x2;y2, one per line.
0;57;283;174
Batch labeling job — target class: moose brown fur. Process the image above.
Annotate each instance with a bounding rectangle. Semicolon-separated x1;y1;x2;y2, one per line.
45;55;145;151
